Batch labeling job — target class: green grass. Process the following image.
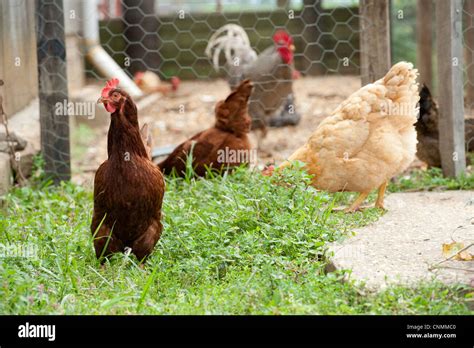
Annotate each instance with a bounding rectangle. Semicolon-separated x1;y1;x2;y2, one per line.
0;166;472;314
389;167;474;192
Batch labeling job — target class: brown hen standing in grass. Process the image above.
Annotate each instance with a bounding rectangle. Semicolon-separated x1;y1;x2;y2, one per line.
158;79;254;177
92;78;165;262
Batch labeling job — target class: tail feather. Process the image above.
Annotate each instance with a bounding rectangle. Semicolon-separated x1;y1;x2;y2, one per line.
224;79;253;103
336;61;419;121
380;61;419;108
205;24;257;71
140;123;153;161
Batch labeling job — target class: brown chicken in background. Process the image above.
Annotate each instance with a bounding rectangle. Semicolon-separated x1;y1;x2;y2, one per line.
158;79;254;177
92;78;165;262
134;71;180;96
416;84;474;168
265;62;419;212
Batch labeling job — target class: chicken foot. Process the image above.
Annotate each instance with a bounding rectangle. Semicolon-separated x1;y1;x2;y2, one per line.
130;218;162;263
375;181;387;210
344;192;370;213
93;224;124;262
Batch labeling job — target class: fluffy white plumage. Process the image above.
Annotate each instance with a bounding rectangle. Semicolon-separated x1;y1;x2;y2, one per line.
280;62;419;211
205;24;258;71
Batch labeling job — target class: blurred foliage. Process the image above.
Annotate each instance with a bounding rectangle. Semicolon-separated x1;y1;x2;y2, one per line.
391;0;417;66
389;167;474;192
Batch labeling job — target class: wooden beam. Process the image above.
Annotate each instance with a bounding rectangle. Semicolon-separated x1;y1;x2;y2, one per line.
359;0;391;85
436;0;466;177
416;0;433;88
35;0;71;183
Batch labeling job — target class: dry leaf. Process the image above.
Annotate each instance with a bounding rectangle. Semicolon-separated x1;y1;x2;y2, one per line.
458;250;473;261
442;242;464;257
442;242;474;261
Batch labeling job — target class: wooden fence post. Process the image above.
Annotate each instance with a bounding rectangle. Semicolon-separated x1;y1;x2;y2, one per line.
35;0;71;183
436;0;466;177
359;0;391;85
416;0;433;88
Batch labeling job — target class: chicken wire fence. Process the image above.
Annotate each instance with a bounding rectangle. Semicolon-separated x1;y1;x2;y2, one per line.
79;0;362;80
36;0;71;183
21;0;474;181
31;0;367;182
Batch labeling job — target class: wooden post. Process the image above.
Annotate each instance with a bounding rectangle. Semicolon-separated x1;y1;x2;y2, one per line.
35;0;71;183
359;0;391;85
436;0;466;177
416;0;433;88
465;0;474;117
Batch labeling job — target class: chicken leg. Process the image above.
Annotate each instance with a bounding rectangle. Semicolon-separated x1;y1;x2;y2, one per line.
130;218;162;262
345;192;370;213
93;223;124;262
375;181;387;210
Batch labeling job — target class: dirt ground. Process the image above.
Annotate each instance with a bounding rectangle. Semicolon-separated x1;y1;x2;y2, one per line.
72;75;361;185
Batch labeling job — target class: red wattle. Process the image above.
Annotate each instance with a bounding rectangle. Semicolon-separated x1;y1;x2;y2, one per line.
278;47;293;64
105;103;116;113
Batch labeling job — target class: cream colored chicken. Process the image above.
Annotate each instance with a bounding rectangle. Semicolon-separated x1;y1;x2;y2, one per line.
276;62;419;212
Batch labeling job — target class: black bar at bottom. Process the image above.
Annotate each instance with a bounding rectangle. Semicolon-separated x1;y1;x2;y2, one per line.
0;315;472;346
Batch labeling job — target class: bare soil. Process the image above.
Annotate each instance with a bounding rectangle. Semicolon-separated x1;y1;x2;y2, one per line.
72;75;361;185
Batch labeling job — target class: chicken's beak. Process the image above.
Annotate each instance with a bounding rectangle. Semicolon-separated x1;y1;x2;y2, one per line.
289;44;295;52
97;96;107;104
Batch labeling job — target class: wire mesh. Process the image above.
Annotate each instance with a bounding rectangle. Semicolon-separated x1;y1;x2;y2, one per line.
36;0;71;183
73;1;362;80
1;0;473;180
61;0;366;133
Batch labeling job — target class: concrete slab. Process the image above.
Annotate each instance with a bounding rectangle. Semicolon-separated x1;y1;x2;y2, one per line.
327;191;474;290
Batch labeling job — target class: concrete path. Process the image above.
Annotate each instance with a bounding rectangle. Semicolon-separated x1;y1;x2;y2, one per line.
327;191;474;290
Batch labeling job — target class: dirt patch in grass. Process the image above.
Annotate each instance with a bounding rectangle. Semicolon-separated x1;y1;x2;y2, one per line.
71;75;361;185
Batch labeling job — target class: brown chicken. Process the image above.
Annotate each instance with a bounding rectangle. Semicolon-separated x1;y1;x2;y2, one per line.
92;78;165;262
158;79;254;177
416;84;474;167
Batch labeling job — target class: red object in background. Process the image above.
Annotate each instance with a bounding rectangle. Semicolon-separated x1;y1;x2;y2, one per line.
98;0;122;20
170;76;180;91
292;70;301;80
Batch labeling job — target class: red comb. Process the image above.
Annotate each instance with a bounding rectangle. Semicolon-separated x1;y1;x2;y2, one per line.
134;71;145;81
262;164;275;177
170;76;181;91
101;78;120;98
273;30;293;46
